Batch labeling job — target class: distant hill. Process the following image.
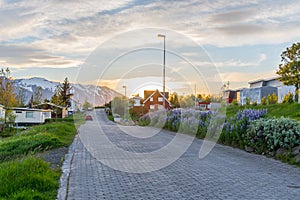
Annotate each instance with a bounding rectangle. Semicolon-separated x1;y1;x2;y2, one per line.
14;77;122;106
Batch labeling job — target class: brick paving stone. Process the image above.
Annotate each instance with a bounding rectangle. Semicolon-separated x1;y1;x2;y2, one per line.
65;109;300;199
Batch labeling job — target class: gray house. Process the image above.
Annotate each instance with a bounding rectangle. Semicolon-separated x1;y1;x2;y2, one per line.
240;77;297;105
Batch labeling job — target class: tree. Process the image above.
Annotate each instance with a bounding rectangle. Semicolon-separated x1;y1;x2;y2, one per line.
33;86;43;105
0;67;17;108
82;99;93;110
59;77;72;107
276;42;300;102
111;96;128;118
28;94;34;108
51;85;62;105
0;67;17;130
179;94;195;108
16;86;26;107
169;92;180;108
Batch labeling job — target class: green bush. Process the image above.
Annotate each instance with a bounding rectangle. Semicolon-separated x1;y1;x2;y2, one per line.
267;93;278;104
0;157;59;199
246;117;300;153
252;101;257;106
246;98;250;105
261;96;267;105
220;109;268;148
231;100;239;106
282;92;294;104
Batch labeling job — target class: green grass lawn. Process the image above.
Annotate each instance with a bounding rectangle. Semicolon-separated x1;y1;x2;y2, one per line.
226;103;300;120
0;121;77;162
0;157;60;200
0;113;85;199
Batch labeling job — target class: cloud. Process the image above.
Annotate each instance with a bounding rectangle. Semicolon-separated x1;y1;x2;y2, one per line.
192;53;267;68
0;44;82;68
1;0;300;87
209;9;256;24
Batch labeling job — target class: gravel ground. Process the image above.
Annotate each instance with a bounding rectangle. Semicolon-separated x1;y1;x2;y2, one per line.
37;147;69;169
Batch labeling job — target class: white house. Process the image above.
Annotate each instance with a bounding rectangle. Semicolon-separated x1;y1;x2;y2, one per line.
240;77;298;104
68;98;82;114
131;96;143;107
0;104;5;121
12;107;52;125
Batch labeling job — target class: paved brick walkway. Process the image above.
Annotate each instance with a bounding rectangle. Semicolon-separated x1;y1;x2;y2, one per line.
65;109;300;199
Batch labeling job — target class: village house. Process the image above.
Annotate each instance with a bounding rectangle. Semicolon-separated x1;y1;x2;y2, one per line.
33;102;68;118
68;98;82;115
130;95;146;116
240;77;296;105
0;104;5;121
143;90;171;111
12;107;52;125
222;90;237;104
223;77;299;105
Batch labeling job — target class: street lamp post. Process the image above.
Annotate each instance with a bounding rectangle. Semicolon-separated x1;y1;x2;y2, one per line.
122;85;127;120
122;85;127;98
158;34;166;109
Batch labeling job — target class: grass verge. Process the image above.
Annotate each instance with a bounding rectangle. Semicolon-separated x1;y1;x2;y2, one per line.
0;113;85;199
0;157;60;200
226;103;300;121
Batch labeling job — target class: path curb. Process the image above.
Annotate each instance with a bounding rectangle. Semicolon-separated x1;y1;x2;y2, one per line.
57;135;79;200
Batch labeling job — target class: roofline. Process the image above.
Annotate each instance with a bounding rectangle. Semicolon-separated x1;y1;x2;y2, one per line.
9;107;52;112
248;76;281;84
143;90;171;104
33;102;66;109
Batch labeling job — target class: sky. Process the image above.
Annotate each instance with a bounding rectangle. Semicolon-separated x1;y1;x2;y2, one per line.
1;0;300;96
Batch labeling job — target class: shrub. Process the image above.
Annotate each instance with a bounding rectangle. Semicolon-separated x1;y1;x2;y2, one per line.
138;114;151;126
246;117;300;153
268;93;278;104
221;109;268;148
139;109;212;138
261;96;267;105
231;100;239;106
282;92;294;104
246;98;250;105
252;101;258;106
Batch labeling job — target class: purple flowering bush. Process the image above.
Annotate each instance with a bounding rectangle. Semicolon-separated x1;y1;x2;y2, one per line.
139;108;212;137
219;109;268;148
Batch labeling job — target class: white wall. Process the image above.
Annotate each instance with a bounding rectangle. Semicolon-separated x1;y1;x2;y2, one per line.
277;85;296;103
14;110;44;124
0;107;5;120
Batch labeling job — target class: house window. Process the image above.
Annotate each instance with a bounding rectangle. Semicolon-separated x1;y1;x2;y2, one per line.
150;97;153;102
150;105;155;110
200;104;206;108
158;97;163;102
26;112;34;118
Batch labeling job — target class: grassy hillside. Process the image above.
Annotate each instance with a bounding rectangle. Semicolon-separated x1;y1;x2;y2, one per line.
226;103;300;121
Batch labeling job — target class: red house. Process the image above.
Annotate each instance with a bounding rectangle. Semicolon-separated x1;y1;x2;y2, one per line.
223;90;237;103
197;102;211;110
143;90;171;111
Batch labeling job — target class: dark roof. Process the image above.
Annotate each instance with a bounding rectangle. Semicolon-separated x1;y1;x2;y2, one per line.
33;102;66;109
248;76;280;84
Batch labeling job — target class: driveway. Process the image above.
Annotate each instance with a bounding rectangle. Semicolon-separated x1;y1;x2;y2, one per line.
65;109;300;199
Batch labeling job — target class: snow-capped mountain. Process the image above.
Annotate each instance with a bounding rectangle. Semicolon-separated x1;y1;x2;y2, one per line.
14;77;122;106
